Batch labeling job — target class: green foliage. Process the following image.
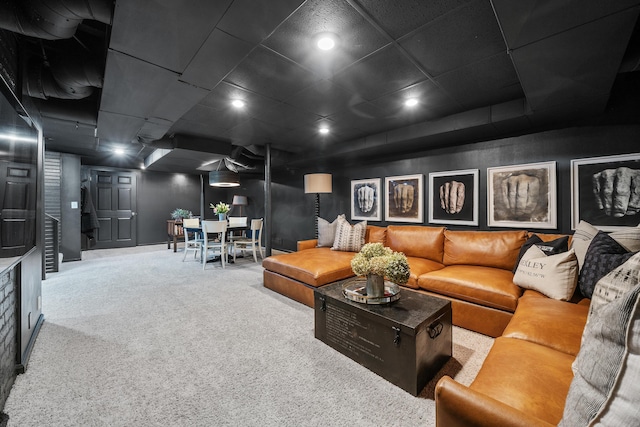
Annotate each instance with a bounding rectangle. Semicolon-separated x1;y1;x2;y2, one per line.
170;208;192;220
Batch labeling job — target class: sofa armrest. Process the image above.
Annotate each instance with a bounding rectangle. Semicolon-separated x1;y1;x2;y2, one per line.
435;376;553;427
297;239;318;251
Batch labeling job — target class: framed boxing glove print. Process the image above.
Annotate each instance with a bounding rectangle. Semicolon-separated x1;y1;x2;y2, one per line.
429;169;479;226
385;174;424;223
351;178;382;221
571;153;640;231
487;161;557;229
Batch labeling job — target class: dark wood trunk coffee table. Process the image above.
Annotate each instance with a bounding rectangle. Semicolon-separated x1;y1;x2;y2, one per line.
314;280;452;396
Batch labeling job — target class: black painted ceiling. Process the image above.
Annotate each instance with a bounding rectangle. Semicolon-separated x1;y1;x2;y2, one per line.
9;0;640;173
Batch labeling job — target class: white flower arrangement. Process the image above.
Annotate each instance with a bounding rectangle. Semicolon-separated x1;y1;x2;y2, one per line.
210;202;230;214
350;242;410;285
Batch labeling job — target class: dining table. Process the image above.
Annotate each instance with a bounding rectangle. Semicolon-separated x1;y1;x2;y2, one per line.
184;219;248;264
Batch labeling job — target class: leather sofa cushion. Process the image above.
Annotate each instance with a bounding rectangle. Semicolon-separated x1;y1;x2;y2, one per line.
387;225;445;263
262;247;354;287
365;225;387;245
502;294;588;356
444;229;528;270
297;239;318;251
418;265;522;312
404;257;444;289
470;337;575;426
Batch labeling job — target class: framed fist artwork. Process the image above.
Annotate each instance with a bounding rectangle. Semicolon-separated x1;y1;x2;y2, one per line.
385;174;423;223
351;178;382;221
487;161;557;229
571;153;640;231
429;169;479;226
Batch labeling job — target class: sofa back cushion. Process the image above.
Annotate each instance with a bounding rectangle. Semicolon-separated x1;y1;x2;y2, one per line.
386;225;445;263
365;225;387;245
444;229;528;270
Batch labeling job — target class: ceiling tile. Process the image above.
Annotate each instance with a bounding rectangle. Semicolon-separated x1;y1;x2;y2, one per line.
250;102;322;130
492;0;640;49
369;79;461;121
180;30;255;90
101;51;179;118
435;53;524;109
277;126;344;151
356;0;473;39
224;46;320;101
151;80;210;123
138;119;173;141
181;104;248;131
96;111;145;143
224;119;292;145
217;0;305;44
109;0;232;73
510;9;638;112
199;81;281;113
169;118;230;141
331;45;426;101
400;0;506;77
285;80;364;117
326;101;386;131
263;0;389;76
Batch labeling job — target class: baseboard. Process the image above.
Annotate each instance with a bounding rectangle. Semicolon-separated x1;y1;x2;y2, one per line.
16;314;45;374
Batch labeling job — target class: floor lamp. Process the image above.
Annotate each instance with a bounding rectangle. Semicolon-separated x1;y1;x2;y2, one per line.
232;195;248;217
304;173;333;238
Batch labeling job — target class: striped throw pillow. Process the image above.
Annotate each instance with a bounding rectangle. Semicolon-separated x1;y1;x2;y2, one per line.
331;217;367;252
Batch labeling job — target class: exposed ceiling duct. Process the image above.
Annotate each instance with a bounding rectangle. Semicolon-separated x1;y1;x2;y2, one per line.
0;0;112;40
25;55;103;99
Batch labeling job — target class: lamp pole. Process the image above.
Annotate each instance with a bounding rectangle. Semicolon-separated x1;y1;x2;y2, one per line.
304;173;332;240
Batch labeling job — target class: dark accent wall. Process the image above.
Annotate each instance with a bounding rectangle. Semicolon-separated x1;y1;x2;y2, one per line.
137;171;202;245
71;124;639;253
60;154;81;261
136;170;236;245
265;124;640;252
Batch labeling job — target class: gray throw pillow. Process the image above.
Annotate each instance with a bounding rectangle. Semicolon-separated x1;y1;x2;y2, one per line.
559;282;640;426
317;214;344;247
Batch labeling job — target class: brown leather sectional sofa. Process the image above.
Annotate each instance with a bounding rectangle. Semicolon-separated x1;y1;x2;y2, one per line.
262;224;589;425
263;225;577;336
435;290;589;426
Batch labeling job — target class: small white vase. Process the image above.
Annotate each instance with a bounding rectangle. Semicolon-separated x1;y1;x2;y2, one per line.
218;213;227;221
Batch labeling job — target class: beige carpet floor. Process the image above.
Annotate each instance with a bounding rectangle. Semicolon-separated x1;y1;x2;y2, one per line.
4;244;493;426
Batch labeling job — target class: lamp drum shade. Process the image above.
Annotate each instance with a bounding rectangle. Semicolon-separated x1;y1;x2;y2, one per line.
232;195;248;205
304;173;332;194
209;170;240;187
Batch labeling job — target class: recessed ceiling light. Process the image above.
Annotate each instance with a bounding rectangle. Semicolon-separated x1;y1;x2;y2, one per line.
317;37;335;51
405;98;419;107
314;32;339;51
319;127;330;135
231;99;245;109
114;148;125;155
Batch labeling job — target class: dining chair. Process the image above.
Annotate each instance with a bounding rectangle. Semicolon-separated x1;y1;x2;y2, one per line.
201;220;228;269
232;218;264;262
227;216;247;256
182;218;202;262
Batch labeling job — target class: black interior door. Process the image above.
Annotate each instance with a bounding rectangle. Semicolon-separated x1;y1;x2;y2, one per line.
0;161;36;257
91;169;137;249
